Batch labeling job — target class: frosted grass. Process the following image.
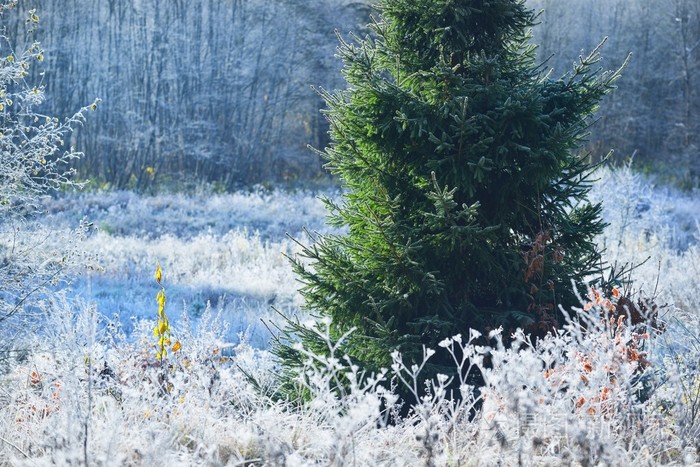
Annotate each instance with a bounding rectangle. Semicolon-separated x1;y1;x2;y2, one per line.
39;187;335;241
0;167;697;465
590;165;699;315
33;168;698;342
35;188;337;346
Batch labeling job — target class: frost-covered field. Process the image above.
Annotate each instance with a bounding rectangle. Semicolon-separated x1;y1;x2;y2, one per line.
1;166;699;465
34;187;338;347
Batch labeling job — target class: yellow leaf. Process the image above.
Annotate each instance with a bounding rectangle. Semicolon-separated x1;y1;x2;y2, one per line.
172;341;181;352
155;264;162;284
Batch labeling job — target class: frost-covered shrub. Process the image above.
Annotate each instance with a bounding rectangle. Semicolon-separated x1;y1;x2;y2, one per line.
0;2;97;358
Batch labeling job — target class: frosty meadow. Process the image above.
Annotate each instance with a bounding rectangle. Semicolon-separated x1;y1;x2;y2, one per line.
1;170;700;465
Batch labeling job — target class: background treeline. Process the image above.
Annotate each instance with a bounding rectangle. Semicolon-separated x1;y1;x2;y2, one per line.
6;0;371;190
528;0;700;188
4;0;698;190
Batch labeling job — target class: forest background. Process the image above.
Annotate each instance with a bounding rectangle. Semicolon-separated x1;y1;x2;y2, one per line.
5;0;699;191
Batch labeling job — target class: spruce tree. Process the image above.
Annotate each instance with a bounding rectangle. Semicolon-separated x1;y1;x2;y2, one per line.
276;0;625;396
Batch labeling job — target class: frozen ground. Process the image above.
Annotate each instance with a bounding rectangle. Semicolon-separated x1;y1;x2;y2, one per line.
0;166;699;465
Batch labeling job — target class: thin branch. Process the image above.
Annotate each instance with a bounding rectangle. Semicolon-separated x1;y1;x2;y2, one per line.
0;435;29;459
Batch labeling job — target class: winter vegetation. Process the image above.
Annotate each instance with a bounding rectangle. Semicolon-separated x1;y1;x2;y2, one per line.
0;0;699;466
0;167;698;465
